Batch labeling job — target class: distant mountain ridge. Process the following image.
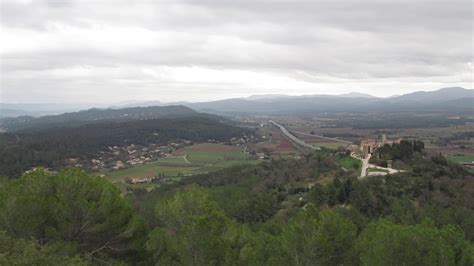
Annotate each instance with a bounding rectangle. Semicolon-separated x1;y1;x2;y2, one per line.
107;87;470;114
0;105;199;132
1;87;472;124
183;87;473;115
387;87;473;103
244;92;378;101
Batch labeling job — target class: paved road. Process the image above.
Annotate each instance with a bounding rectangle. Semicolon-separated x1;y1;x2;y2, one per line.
352;153;404;178
269;120;321;151
359;154;371;177
366;164;402;176
292;131;352;144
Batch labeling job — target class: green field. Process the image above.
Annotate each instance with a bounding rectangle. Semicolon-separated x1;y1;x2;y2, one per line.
338;156;362;174
183;150;248;164
105;145;260;181
447;155;474;163
156;155;189;164
106;163;201;181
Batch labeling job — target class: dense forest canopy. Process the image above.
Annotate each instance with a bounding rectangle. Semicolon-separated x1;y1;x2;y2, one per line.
1;141;473;265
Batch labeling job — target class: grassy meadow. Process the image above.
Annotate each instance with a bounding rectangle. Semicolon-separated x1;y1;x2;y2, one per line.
447;155;474;163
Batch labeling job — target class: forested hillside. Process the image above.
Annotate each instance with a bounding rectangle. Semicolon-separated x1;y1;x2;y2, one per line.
0;116;252;177
0;105;198;131
1;144;473;265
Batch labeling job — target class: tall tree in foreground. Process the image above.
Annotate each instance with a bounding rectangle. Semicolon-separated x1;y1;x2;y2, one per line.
0;169;147;262
356;219;474;265
281;205;357;266
147;186;235;265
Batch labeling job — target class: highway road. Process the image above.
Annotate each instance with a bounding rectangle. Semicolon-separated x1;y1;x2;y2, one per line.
269;120;321;151
292;131;352;144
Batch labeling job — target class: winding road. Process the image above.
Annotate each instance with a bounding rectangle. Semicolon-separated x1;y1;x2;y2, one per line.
352;153;404;178
359;154;371;177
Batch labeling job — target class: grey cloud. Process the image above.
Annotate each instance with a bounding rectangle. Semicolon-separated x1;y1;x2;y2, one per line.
0;0;472;103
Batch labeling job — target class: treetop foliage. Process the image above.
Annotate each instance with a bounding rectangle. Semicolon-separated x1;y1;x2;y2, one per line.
0;169;147;263
1;145;473;265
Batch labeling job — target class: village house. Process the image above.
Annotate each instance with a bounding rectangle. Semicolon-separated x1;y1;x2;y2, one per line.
360;134;402;156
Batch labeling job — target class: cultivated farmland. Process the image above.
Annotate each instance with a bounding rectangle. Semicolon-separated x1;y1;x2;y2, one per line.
105;143;259;181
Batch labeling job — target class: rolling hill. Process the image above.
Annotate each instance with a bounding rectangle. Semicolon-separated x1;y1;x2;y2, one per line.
388;87;473;103
184;87;474;115
1;87;472;126
0;105;199;132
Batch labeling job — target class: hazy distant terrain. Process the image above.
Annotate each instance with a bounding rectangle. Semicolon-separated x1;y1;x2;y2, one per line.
184;87;473;115
0;103;111;118
3;87;471;120
2;87;472;133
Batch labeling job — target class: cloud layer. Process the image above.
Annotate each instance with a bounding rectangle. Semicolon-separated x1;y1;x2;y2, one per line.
1;0;472;103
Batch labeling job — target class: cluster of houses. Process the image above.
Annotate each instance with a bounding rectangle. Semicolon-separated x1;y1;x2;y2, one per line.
65;140;193;172
228;134;258;147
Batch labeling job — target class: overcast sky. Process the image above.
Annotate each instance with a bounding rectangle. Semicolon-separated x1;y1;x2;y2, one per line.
0;0;472;104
